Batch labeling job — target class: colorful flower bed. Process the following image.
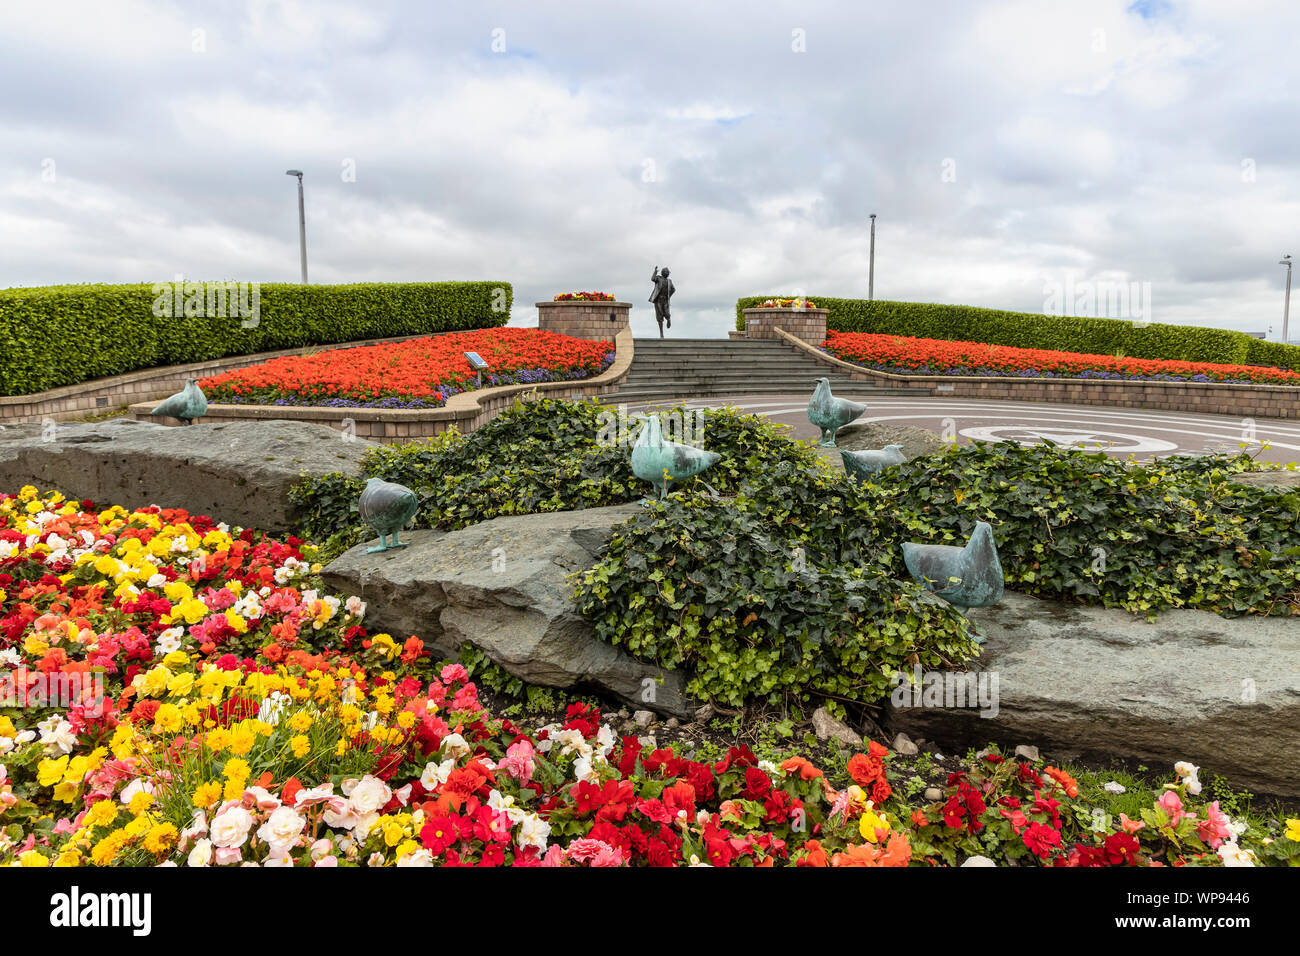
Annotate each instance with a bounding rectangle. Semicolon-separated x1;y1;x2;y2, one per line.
824;330;1300;386
756;298;818;309
2;487;1297;867
201;328;614;409
553;292;614;302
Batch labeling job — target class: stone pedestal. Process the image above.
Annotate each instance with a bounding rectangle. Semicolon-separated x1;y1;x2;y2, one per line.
537;300;630;342
743;307;828;345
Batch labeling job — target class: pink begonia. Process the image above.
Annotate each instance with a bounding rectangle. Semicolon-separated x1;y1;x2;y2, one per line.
440;663;468;684
1156;790;1195;826
1196;801;1234;849
541;845;567;867
452;683;480;712
314;855;338;867
565;838;625;867
500;739;536;782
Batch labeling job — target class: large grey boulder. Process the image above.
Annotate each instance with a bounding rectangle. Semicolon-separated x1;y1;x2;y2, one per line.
0;418;371;534
836;420;945;460
887;591;1300;798
1230;469;1300;491
322;503;698;718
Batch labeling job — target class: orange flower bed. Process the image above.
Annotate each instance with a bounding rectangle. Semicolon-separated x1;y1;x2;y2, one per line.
202;328;614;409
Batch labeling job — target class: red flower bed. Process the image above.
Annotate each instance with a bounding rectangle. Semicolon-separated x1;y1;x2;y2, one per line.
202;328;615;409
824;330;1300;386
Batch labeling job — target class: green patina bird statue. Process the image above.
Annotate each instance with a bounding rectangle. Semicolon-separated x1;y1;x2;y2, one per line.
358;477;420;553
902;521;1004;643
807;378;866;446
150;378;208;425
841;444;906;480
630;413;720;502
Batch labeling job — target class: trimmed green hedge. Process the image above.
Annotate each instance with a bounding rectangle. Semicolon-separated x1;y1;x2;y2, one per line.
735;296;1300;370
0;280;512;395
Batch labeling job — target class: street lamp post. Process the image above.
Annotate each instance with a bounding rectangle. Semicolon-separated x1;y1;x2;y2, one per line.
868;213;877;302
286;170;308;284
1282;255;1293;345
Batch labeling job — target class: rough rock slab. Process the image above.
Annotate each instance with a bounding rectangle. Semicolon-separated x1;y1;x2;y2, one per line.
322;503;699;719
886;591;1300;798
0;418;371;534
836;420;945;459
1230;469;1300;491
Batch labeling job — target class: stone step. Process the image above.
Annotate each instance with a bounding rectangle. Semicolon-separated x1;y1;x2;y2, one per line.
602;384;919;401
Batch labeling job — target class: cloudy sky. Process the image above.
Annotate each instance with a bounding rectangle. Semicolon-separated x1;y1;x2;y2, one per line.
2;0;1298;338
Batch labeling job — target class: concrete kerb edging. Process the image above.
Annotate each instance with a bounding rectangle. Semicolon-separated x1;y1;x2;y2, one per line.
774;327;1300;403
127;327;634;436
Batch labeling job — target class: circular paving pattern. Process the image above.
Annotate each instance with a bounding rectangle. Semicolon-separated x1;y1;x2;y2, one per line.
611;394;1300;463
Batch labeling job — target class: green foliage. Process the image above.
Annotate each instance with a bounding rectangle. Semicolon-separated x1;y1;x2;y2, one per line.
734;295;1300;368
856;442;1300;619
571;474;982;710
289;396;822;544
0;280;512;395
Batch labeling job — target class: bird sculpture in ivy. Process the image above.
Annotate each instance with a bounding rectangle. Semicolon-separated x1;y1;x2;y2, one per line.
629;413;720;502
807;378;866;446
902;521;1004;642
841;444;906;479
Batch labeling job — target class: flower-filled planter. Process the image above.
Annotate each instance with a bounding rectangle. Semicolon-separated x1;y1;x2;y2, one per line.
742;306;829;345
538;296;632;341
553;291;615;302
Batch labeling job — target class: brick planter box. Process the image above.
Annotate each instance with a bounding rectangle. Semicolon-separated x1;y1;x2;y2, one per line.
743;307;827;345
537;300;630;341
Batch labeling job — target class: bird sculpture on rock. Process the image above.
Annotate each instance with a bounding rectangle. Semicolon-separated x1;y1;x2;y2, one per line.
902;521;1004;641
150;379;208;425
358;477;420;553
841;444;906;480
630;413;720;502
807;378;866;447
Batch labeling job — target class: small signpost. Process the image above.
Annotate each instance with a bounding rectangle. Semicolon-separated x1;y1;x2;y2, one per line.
464;351;489;388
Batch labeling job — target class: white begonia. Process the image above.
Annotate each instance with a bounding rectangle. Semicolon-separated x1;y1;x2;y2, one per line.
517;812;551;853
1217;843;1257;867
257;805;307;853
146;573;167;589
345;595;366;618
439;733;471;760
397;848;434;867
37;716;77;754
187;838;213;867
210;805;255;848
155;628;184;656
420;758;455;790
961;855;998;867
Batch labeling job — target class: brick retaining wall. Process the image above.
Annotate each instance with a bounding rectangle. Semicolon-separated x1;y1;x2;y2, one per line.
775;328;1300;420
0;332;432;425
127;328;635;443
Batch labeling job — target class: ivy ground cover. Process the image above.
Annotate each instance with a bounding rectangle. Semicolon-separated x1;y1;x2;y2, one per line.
3;487;1296;867
824;329;1300;386
202;328;614;409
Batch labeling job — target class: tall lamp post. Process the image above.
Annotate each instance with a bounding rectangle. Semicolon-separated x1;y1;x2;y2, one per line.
286;169;308;284
868;213;877;301
1281;254;1293;345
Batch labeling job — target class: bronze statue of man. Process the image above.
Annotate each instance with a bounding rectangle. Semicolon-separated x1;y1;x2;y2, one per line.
649;265;675;338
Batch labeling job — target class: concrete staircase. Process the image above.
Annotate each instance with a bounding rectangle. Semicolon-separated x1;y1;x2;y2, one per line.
601;338;919;404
